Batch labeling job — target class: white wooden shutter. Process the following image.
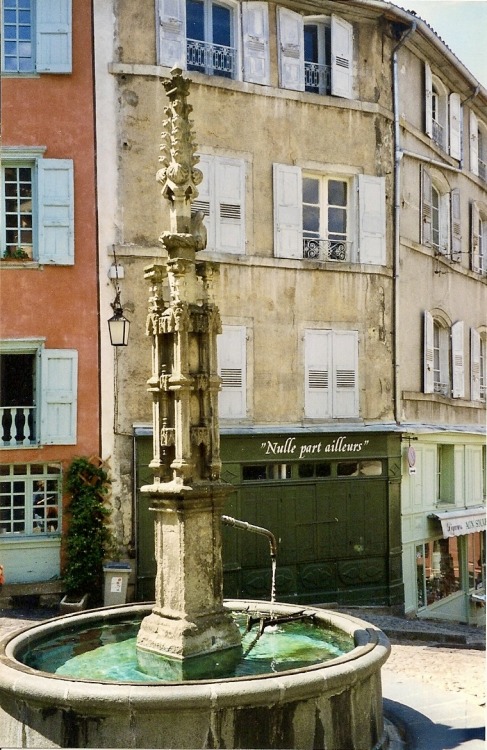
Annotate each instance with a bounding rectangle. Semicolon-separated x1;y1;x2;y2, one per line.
471;201;481;272
421;165;432;246
332;330;358;417
425;62;433;138
330;15;353;99
451;321;465;398
277;7;304;91
218;326;246;418
449;93;462;160
215;158;245;254
192;154;213;246
38;159;74;265
40;349;78;445
424;310;434;394
36;0;72;73
305;330;331;418
469;110;479;175
470;328;481;401
242;2;270;85
157;0;187;68
450;188;462;261
358;174;386;264
273;163;303;258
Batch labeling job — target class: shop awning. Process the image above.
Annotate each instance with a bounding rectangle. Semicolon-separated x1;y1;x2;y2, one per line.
429;507;486;538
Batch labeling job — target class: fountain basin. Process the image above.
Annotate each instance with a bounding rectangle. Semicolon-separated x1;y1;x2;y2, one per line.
0;600;390;749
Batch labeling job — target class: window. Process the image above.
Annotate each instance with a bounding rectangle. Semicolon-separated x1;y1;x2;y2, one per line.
437;444;454;503
471;328;486;401
1;0;72;74
277;9;353;99
468;532;485;592
424;63;461;158
157;0;270;85
0;343;78;447
424;312;464;398
273;164;385;264
469;111;487;182
1;154;74;264
217;325;246;418
471;202;487;275
242;463;291;480
304;329;359;419
192;154;245;254
421;166;461;259
0;463;62;536
416;539;461;609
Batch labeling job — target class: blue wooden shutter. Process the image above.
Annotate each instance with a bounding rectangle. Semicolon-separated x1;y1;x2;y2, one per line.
273;163;303;258
242;2;270;85
305;330;331;418
157;0;187;68
38;159;74;265
332;330;358;417
358;174;386;264
36;0;72;73
218;326;246;418
40;349;78;445
331;15;353;99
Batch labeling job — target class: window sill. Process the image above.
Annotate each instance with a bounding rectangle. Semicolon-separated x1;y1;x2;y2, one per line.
402;391;485;409
0;259;38;269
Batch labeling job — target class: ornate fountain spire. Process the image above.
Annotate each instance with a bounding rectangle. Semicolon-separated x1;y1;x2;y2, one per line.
137;68;241;678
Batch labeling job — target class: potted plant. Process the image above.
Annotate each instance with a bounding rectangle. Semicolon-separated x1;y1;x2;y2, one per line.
2;246;30;261
60;456;116;613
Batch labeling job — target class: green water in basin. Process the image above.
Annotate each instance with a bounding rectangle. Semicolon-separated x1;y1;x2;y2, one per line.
21;613;354;683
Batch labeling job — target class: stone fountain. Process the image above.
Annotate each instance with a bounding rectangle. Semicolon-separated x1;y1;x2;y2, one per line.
0;68;391;750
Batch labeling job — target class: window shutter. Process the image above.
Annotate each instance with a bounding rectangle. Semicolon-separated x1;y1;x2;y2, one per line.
38;159;74;265
330;15;353;99
215;158;245;254
421;165;432;246
471;201;481;272
450;188;462;261
242;2;270;85
358;174;386;264
218;326;246;418
157;0;187;68
470;328;481;401
273;164;303;258
305;330;331;418
36;0;72;73
469;110;479;175
277;7;304;91
451;321;465;399
449;93;462;160
424;62;433;138
424;310;434;394
40;349;78;445
332;330;358;418
192;154;213;246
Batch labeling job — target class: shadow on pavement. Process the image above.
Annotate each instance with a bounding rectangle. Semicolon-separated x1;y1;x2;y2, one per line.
384;698;486;750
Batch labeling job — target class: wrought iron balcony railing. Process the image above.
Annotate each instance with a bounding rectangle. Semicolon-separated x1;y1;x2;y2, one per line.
432;119;444;149
1;405;36;447
304;62;331;94
303;238;351;262
187;39;236;78
479;158;487;183
433;381;449;397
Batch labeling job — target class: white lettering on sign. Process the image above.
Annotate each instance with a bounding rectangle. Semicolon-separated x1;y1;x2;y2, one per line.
260;435;370;458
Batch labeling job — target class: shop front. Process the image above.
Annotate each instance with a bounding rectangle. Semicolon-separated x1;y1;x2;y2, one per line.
135;429;403;607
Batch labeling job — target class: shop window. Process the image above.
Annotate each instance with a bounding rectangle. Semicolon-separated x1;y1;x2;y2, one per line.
242;463;291;481
416;538;461;609
273;164;385;265
468;532;485;592
0;463;62;536
297;462;331;478
1;153;74;264
1;0;72;74
337;459;382;477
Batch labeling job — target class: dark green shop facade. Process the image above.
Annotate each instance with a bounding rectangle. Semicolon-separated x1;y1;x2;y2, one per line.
135;430;404;607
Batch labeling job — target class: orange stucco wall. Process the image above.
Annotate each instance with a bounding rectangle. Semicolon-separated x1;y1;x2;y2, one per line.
0;1;100;464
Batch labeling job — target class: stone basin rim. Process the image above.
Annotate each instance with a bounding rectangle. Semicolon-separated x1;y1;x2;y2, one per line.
0;600;391;703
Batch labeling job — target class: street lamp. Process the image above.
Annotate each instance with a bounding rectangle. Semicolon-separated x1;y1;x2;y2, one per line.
108;289;130;346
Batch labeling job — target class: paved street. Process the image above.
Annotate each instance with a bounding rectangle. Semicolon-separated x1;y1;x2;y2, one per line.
0;606;485;749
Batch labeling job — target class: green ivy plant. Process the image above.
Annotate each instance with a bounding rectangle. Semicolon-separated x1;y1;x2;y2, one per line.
63;456;116;602
3;247;29;260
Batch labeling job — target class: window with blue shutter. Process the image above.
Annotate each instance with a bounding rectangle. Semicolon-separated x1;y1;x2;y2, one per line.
1;0;71;74
38;159;74;265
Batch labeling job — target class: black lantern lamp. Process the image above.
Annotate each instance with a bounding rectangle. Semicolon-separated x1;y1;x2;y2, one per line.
108;288;130;346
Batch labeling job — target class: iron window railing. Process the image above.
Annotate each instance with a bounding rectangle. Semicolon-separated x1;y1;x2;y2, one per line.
187;39;236;78
303;238;352;261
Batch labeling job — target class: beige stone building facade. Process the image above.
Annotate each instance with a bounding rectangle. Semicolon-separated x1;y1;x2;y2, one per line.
94;0;486;620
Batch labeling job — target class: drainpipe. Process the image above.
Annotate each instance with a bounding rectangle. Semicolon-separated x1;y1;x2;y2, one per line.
392;20;416;425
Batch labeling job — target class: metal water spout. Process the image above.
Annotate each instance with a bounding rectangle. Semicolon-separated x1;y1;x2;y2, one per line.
222;515;278;602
